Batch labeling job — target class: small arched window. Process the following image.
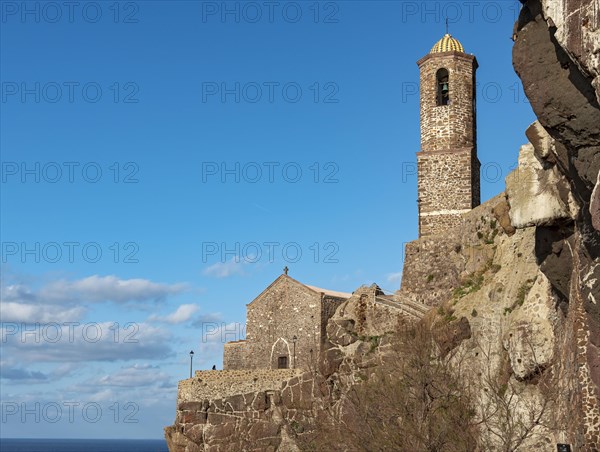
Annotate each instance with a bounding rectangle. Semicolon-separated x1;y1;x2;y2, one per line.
436;68;450;106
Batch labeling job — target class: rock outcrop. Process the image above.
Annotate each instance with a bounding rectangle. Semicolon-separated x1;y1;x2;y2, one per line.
512;0;600;448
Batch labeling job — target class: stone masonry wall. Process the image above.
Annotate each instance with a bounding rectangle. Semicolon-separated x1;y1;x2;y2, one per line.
223;278;346;371
166;370;324;451
418;52;477;152
472;149;481;207
418;148;478;236
178;369;302;402
245;276;323;370
223;341;246;370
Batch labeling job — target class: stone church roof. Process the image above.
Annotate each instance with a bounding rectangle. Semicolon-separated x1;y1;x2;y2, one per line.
304;285;352;299
246;274;352;306
430;33;465;53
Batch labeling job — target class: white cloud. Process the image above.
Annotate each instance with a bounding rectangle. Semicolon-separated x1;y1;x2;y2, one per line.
386;272;403;283
0;366;49;382
190;312;223;327
39;275;187;304
0;362;78;383
148;304;199;324
93;364;172;388
0;301;86;323
0;275;187;323
202;258;247;278
1;322;174;363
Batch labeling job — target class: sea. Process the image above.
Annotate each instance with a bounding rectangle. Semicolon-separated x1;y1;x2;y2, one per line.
0;439;169;452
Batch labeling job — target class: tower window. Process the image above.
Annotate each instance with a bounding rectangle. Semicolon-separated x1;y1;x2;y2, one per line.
436;68;450;106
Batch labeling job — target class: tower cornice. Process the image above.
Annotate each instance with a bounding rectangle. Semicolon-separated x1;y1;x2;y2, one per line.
418;146;476;155
417;51;478;69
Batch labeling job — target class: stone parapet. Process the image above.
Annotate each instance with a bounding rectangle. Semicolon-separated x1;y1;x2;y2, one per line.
178;369;302;402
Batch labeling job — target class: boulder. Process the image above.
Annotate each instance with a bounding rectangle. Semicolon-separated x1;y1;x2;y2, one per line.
506;143;575;228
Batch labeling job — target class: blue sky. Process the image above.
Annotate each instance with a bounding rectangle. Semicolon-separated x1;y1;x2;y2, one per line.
1;0;535;439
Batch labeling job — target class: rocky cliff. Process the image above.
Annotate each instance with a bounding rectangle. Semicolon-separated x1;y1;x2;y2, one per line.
165;0;599;449
512;0;599;447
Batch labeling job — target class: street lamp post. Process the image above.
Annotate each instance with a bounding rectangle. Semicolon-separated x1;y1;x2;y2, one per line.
292;335;297;369
189;350;194;378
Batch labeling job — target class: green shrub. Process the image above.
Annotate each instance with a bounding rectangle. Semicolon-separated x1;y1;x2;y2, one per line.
453;273;484;299
516;278;536;307
367;335;381;352
485;228;499;244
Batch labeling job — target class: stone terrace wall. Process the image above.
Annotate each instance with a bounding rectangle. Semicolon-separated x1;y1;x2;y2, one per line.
178;369;302;402
166;370;327;452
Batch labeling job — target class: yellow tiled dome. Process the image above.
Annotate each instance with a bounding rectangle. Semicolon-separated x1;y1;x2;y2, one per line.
430;34;464;53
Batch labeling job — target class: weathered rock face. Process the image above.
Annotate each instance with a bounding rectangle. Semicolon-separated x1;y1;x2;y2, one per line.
592;171;600;230
514;0;600;210
501;272;557;381
513;0;600;448
536;0;600;104
505;141;578;229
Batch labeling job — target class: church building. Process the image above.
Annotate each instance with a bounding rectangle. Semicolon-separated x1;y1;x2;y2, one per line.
223;272;351;371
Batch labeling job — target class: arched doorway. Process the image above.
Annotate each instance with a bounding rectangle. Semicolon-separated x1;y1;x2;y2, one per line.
270;338;291;369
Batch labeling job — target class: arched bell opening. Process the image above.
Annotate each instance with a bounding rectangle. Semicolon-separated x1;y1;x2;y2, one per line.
436;68;450;106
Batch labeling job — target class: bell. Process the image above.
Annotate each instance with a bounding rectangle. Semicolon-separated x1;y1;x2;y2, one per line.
442;83;449;93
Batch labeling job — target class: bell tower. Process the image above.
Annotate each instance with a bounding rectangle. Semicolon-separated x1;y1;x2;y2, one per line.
416;33;480;237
